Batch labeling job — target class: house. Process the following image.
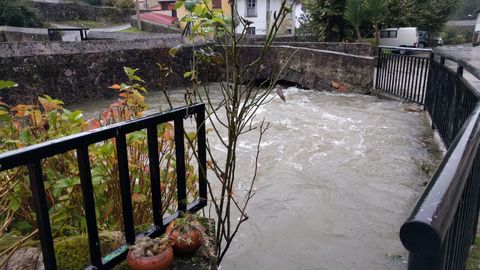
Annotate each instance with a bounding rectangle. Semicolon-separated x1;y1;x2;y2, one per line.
136;0;159;10
474;7;480;46
234;0;296;35
176;0;232;30
149;0;177;17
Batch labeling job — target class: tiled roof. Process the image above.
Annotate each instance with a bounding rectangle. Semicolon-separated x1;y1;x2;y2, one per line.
139;12;177;26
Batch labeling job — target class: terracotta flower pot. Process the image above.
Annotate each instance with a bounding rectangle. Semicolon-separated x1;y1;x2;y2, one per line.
127;245;174;270
167;224;202;256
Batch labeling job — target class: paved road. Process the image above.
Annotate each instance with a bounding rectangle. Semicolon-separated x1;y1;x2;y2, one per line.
436;45;480;90
51;23;131;41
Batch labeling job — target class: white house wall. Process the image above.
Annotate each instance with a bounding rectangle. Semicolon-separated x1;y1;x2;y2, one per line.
235;0;294;35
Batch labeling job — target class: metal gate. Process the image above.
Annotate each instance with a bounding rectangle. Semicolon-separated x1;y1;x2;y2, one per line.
375;46;432;104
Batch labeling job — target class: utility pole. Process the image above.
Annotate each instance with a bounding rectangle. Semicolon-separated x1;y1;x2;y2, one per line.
136;0;142;30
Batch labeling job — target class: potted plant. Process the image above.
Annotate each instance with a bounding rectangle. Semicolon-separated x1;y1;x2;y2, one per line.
127;236;174;270
166;213;206;256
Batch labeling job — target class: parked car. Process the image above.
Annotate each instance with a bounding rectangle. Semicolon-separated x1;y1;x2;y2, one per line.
418;31;443;47
418;31;429;48
379;27;420;53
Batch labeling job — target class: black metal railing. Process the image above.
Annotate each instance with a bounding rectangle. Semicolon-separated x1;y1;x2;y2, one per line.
398;50;480;269
0;103;207;270
47;28;89;41
376;46;432;104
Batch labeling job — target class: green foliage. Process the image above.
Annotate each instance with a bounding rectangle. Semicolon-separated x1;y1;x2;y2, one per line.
344;0;364;40
452;0;480;20
104;0;135;9
384;0;461;33
301;0;351;41
0;68;199;258
466;236;480;269
0;81;17;90
441;26;473;45
0;0;43;28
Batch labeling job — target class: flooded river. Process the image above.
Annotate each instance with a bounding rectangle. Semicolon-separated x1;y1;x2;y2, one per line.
70;85;440;270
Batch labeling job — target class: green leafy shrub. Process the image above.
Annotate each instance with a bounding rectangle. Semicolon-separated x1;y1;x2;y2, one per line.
0;0;43;28
0;69;199;263
441;26;473;45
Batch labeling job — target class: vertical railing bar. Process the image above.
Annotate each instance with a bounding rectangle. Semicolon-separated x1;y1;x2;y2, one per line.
420;58;430;105
413;57;421;104
115;130;136;244
77;146;103;268
398;54;405;97
419;58;426;103
423;58;431;105
195;104;208;201
397;55;404;97
418;58;427;105
147;125;163;227
401;56;408;98
388;53;395;93
413;58;422;103
393;54;400;96
375;47;382;90
27;161;57;270
174;116;187;212
406;56;414;101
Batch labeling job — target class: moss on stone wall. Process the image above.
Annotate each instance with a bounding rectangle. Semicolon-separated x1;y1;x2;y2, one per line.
54;232;122;269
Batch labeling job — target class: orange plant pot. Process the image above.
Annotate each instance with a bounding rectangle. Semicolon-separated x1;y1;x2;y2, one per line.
167;225;202;256
126;246;174;270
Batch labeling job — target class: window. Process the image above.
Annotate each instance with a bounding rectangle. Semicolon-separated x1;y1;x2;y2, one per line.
161;2;169;10
246;0;257;17
213;0;222;9
380;30;398;38
246;27;256;35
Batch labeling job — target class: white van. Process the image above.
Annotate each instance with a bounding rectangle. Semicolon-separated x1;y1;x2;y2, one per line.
379;27;420;48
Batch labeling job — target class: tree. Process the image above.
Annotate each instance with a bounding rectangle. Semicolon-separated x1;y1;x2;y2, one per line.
363;0;388;44
301;0;351;41
0;0;43;28
410;0;461;33
344;0;364;40
384;0;461;33
452;0;480;20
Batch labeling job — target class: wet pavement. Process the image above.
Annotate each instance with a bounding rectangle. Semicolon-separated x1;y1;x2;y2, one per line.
436;45;480;89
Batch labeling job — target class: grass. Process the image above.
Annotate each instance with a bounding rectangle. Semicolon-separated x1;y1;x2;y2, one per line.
119;27;143;33
467;236;480;270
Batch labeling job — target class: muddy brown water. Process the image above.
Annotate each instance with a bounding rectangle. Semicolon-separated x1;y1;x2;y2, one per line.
70;85;441;270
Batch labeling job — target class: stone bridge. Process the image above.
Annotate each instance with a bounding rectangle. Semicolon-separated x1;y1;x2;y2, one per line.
0;40;375;105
